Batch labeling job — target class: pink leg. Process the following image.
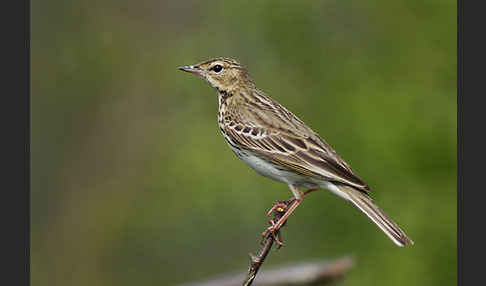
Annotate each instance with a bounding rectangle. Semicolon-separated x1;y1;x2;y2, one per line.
303;188;318;196
261;185;309;245
273;188;318;209
271;197;303;230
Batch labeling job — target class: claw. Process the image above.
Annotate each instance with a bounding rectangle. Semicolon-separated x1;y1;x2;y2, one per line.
260;227;271;245
260;220;276;245
259;189;317;248
276;231;284;248
271;231;282;247
260;220;285;247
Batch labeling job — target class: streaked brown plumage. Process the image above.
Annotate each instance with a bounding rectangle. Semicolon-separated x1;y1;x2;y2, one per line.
179;58;413;247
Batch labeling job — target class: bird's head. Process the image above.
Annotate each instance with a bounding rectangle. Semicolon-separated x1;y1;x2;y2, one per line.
179;58;254;92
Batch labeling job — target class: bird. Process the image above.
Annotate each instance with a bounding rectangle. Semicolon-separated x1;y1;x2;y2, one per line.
178;58;413;247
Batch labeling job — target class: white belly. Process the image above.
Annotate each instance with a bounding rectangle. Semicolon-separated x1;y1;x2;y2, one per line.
238;150;288;182
220;127;319;187
230;145;319;188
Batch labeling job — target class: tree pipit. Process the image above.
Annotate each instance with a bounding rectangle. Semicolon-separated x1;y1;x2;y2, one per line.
179;58;413;247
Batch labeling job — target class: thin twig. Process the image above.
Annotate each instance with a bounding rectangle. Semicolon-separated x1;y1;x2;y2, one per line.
177;188;352;286
178;257;354;286
244;207;285;286
244;189;319;286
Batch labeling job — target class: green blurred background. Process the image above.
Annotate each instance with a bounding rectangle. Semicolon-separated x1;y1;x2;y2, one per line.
31;0;456;285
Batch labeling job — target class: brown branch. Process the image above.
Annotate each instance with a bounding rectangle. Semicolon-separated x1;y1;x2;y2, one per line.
179;189;346;286
244;188;319;285
178;256;354;286
244;205;285;286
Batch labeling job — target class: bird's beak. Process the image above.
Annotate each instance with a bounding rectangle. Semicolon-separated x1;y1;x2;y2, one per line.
178;65;203;76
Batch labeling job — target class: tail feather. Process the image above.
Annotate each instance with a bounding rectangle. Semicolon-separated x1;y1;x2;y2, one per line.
334;184;414;247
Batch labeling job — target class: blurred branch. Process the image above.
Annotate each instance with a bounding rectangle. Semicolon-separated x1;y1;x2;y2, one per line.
178;256;354;286
179;191;354;286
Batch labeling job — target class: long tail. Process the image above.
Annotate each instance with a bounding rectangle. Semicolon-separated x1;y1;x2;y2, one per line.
333;184;414;247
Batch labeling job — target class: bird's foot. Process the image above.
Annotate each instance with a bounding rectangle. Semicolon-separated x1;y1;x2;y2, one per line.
261;201;292;247
265;200;292;217
260;221;285;248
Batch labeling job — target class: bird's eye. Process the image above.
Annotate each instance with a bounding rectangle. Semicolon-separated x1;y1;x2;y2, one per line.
212;65;223;73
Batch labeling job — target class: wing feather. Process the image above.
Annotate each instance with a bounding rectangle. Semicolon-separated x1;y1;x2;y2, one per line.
223;120;370;191
221;89;370;192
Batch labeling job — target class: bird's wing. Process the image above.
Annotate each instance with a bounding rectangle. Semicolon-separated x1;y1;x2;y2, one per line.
222;91;370;192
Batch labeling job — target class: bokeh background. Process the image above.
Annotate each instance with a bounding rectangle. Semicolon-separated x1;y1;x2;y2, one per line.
31;0;456;285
